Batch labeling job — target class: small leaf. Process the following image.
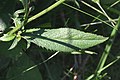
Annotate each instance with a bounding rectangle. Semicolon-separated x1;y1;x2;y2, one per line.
19;0;29;20
23;28;108;52
14;18;22;28
92;0;99;3
13;9;25;18
8;36;21;50
0;34;16;41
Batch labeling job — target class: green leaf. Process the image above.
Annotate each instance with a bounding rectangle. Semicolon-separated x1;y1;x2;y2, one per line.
92;0;99;3
0;34;16;41
13;9;25;18
19;0;29;21
14;18;22;28
8;36;21;50
6;53;42;80
23;28;108;52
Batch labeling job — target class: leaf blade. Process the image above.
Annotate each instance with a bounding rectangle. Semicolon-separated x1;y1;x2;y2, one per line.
8;36;21;50
23;28;108;52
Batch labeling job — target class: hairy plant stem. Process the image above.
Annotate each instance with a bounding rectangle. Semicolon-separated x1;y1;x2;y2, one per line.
94;17;120;79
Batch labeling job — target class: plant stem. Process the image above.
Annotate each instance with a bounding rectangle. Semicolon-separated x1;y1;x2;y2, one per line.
94;17;120;78
81;1;104;15
8;0;65;35
97;3;116;26
27;0;65;23
63;3;113;28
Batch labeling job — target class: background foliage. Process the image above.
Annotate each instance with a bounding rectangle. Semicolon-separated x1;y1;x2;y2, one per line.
0;0;120;80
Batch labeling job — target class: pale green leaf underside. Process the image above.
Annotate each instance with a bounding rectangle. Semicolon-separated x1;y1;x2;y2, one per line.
23;28;108;52
0;34;16;41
